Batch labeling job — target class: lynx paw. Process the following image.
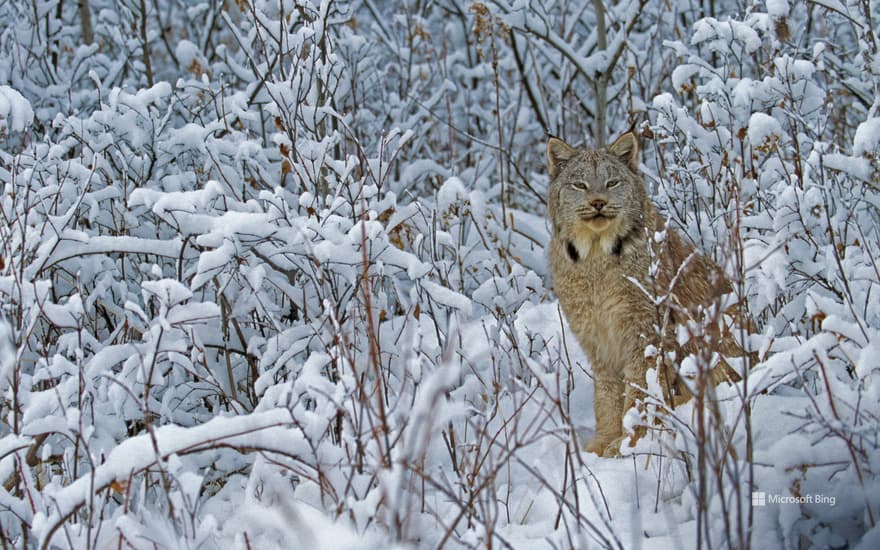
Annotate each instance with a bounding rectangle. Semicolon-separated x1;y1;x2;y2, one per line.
584;437;607;456
585;427;647;458
603;436;626;457
584;437;623;458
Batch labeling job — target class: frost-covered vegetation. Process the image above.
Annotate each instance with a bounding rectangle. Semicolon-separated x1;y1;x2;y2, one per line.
0;0;878;548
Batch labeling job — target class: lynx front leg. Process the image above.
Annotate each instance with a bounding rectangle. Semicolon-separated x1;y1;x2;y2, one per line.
585;367;625;457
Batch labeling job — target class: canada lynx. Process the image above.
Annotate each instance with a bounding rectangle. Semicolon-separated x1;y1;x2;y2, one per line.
547;132;743;457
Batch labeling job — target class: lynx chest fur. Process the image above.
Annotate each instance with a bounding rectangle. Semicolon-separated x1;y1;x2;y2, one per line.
549;236;653;370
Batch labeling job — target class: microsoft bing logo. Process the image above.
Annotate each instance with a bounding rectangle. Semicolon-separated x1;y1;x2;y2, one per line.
752;492;766;506
749;490;836;506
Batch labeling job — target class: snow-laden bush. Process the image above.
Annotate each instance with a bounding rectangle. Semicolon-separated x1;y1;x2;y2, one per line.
0;2;592;548
644;4;880;547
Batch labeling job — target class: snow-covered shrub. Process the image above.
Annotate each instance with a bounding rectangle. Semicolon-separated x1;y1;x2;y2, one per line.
0;2;587;548
646;3;880;547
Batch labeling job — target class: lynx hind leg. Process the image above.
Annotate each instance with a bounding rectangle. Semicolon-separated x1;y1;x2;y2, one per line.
584;366;625;457
663;352;740;409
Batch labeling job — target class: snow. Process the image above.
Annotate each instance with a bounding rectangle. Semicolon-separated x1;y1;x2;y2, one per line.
0;434;33;460
748;112;783;145
767;0;790;18
34;408;305;546
691;18;762;54
420;279;472;314
672;64;700;91
0;319;17;394
40;235;186;268
41;293;85;328
854;117;880;155
820;152;872;181
437;176;467;212
400;158;449;183
774;56;815;80
0;86;33;132
192;239;236;290
175;40;201;70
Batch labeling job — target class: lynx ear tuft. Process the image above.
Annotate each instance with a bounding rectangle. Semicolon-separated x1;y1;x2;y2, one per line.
547;137;578;180
608;132;640;173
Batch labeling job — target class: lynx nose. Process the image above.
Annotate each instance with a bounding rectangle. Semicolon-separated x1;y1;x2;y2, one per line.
590;199;607;211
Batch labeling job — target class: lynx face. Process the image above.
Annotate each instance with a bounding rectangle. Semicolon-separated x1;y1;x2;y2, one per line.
547;133;648;259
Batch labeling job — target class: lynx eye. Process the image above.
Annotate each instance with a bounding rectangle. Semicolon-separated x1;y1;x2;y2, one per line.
605;178;622;190
570;182;589;191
